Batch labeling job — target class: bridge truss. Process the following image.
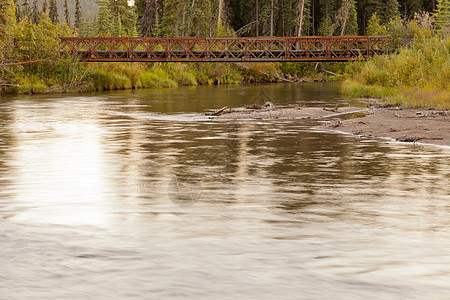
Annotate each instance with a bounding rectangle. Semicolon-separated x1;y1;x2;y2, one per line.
60;36;390;62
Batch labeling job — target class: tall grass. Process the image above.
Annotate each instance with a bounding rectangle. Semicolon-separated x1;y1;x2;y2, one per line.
85;62;246;92
343;36;450;110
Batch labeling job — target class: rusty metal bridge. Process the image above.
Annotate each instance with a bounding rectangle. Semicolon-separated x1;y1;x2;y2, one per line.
60;36;390;63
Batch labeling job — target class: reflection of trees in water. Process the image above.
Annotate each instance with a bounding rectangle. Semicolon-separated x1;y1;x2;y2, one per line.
99;101;450;214
0;108;15;199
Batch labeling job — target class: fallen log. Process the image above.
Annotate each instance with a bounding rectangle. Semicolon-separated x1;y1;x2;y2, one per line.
205;106;229;116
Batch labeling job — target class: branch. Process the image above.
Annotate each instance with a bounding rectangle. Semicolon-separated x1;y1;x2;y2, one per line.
0;57;51;67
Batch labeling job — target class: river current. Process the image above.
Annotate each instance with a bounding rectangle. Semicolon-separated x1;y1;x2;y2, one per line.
1;83;449;299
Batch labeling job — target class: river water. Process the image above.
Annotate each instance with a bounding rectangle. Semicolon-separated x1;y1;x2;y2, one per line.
1;83;449;299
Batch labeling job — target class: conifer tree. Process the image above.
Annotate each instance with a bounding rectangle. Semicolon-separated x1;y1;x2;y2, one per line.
108;0;137;37
75;0;82;29
31;0;39;24
435;0;450;32
42;0;48;14
64;0;70;26
49;0;59;24
366;0;399;24
334;0;358;35
80;17;96;37
160;0;182;36
139;0;160;36
0;0;14;41
96;0;112;36
22;0;30;19
384;0;400;22
14;0;21;22
366;12;387;35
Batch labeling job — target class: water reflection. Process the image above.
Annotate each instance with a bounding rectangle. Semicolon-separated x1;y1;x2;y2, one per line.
0;84;449;299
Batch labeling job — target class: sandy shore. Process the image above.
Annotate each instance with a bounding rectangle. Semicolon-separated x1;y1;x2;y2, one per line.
206;103;450;146
324;106;450;146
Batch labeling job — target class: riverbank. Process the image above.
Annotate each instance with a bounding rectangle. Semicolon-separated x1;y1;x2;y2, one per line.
324;106;450;146
205;102;450;146
0;61;342;96
342;36;450;110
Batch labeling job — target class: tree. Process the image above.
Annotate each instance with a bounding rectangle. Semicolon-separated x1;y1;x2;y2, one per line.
64;0;70;26
334;0;358;35
137;0;162;36
42;0;47;13
366;12;387;35
109;0;137;37
31;0;39;24
42;0;48;14
80;17;96;37
49;0;59;24
256;0;260;35
160;0;184;36
75;0;82;29
366;0;399;24
96;0;112;36
218;0;224;29
22;0;30;20
434;0;450;32
1;0;15;42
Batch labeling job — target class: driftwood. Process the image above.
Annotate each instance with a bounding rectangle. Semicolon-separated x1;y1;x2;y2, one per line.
315;62;338;76
205;106;229;116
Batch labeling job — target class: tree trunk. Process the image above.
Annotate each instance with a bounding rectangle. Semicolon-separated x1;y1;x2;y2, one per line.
270;0;274;36
217;0;223;29
339;0;351;36
256;0;259;36
187;0;196;36
297;0;305;36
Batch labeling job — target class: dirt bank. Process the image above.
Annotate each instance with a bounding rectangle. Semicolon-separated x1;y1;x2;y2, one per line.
324;106;450;146
205;103;450;146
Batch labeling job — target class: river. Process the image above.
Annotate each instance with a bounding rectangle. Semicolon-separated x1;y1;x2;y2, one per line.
1;83;449;299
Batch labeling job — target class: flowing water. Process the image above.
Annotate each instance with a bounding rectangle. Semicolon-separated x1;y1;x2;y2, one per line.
1;83;449;299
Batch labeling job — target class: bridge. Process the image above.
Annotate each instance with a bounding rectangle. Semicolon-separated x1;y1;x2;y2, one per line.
60;36;390;63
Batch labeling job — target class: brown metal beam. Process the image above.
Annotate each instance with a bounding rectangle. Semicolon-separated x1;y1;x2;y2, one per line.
60;36;390;63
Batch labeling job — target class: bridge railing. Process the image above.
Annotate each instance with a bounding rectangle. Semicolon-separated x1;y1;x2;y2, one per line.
60;36;390;62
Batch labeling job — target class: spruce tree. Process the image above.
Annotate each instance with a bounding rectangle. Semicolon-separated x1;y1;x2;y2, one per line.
96;0;137;37
0;0;14;41
435;0;450;32
31;0;39;24
96;0;112;36
366;0;399;24
160;0;182;36
334;0;358;35
22;0;30;19
49;0;59;24
138;0;161;36
64;0;70;26
42;0;48;14
75;0;82;29
14;0;21;22
384;0;400;22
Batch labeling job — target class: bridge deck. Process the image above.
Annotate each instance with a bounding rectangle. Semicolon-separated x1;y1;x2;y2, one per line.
60;36;390;62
